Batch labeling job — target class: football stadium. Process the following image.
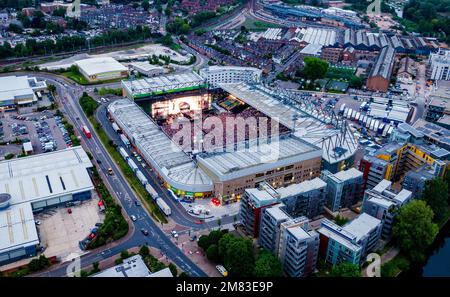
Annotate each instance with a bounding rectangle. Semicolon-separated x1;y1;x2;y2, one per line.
109;71;357;204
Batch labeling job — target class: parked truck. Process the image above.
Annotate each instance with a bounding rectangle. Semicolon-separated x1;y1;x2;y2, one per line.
145;184;159;201
112;122;121;134
136;170;148;186
127;159;138;172
119;147;129;160
120;134;130;147
156;197;171;216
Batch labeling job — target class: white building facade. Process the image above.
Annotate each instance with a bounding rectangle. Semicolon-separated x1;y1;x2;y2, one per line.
199;66;262;88
429;48;450;81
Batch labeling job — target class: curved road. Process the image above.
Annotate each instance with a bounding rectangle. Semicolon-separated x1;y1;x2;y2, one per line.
10;73;209;277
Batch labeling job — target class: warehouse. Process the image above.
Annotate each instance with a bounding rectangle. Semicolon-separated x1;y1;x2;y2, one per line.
75;57;129;82
0;75;47;109
129;62;166;77
0;147;94;265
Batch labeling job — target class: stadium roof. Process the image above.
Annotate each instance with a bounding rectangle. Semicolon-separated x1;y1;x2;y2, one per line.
218;83;358;165
75;57;128;76
197;135;322;182
122;72;206;99
0;147;94;206
0;202;39;255
107;99;213;193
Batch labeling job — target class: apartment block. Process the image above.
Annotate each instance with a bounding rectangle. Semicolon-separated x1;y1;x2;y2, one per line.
321;168;363;212
362;179;413;238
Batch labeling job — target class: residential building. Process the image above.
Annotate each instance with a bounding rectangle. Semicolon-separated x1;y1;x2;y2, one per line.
321;168;363;212
259;205;319;277
429;48;450;81
425;96;450;122
240;178;327;238
402;165;435;199
318;213;382;265
362;179;413;238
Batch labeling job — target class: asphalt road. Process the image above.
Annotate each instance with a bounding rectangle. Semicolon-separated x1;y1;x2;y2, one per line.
25;73;207;277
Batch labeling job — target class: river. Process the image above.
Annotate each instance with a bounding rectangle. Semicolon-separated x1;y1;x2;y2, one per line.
401;219;450;277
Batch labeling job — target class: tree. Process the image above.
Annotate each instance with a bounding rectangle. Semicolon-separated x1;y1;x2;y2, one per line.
223;237;255;277
218;233;234;262
206;244;219;262
301;57;329;81
422;177;449;223
92;262;100;273
349;75;364;89
253;250;283;277
392;200;439;263
120;250;130;260
142;0;150;11
139;245;150;258
168;263;178;277
197;234;211;251
8;23;23;34
330;262;361;277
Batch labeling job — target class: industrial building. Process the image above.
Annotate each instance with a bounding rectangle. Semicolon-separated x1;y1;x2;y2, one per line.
239;179;326;238
0;75;47;109
321;168;363;212
366;46;396;92
318;213;382;266
424;96;450;122
259;205;319;277
129;62;166;77
0;147;94;265
199;66;262;88
75;57;129;82
362;179;413;238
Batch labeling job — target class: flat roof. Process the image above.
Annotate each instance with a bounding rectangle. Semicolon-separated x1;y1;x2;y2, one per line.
0;202;39;254
300;44;322;55
276;177;326;198
122;72;205;98
372;179;391;194
218;83;357;164
0;76;38;104
148;267;174;277
413;119;450;147
91;255;151;277
200;66;262;74
108;99;213;193
0;147;94;206
343;213;381;242
197;135;322;182
265;205;290;221
333;167;363;182
130;62;165;72
75;57;128;76
287;225;311;241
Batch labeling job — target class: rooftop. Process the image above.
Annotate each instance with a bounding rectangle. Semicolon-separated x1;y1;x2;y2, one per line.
75;57;128;76
265;204;290;221
413;119;450;148
369;46;395;79
91;255;151;277
333;167;363;182
0;202;39;254
197;135;321;182
343;213;381;242
122;72;206;98
107;99;213;193
0;147;94;206
0;76;45;104
218;83;357;164
276;177;326;198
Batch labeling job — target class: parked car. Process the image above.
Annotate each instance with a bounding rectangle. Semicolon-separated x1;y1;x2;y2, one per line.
171;230;179;238
131;215;137;221
141;228;149;236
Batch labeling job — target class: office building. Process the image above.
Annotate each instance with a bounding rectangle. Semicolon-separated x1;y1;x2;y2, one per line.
429;48;450;81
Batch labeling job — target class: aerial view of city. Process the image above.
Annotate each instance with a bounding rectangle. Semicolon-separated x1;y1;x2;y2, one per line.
0;0;450;289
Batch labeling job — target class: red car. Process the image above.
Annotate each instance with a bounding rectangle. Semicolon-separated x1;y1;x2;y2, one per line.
67;208;72;214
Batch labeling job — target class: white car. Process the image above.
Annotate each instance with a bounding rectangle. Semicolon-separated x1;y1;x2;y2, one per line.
171;230;179;238
130;215;137;222
35;220;41;225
